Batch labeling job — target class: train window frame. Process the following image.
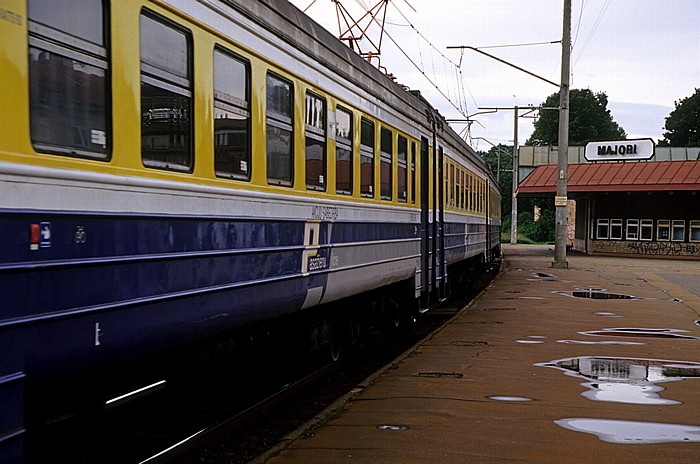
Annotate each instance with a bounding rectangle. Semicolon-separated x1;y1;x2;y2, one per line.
140;11;193;172
657;219;670;241
626;219;639;240
305;91;326;191
213;47;251;181
28;0;111;160
690;220;700;243
266;72;294;186
410;142;416;204
610;218;623;240
640;219;653;241
596;218;609;239
671;220;685;242
335;106;353;195
397;135;408;203
449;162;455;208
380;127;393;201
360;117;375;198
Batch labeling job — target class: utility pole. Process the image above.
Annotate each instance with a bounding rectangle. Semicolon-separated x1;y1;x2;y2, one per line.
511;106;518;244
553;0;571;268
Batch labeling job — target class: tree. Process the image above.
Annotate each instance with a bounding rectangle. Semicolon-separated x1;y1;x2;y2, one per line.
660;88;700;147
526;89;626;146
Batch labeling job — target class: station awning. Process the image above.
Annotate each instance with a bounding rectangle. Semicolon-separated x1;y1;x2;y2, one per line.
518;160;700;195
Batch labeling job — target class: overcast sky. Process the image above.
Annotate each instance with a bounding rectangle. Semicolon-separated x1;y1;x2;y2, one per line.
289;0;700;151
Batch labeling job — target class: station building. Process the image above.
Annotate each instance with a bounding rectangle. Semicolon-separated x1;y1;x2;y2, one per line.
517;144;700;259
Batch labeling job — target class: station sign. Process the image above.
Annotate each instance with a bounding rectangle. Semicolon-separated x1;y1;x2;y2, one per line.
585;138;655;161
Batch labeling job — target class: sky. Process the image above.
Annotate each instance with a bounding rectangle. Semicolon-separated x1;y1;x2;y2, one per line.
289;0;700;152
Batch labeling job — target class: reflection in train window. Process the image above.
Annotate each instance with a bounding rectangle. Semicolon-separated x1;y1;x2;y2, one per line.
380;128;392;200
266;73;294;186
28;0;109;159
214;48;250;180
397;135;407;202
360;118;375;197
305;91;326;191
336;107;353;195
140;12;192;171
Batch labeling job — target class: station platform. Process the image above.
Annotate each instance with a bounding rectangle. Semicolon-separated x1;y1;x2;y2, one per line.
255;244;700;463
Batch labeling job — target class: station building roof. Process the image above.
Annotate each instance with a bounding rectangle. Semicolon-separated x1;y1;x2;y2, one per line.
518;160;700;195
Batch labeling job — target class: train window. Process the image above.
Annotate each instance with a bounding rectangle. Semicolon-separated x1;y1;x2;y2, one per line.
460;169;465;210
609;219;623;240
671;220;685;242
410;142;416;204
140;12;192;171
640;219;653;241
305;92;326;191
626;219;639;240
657;220;670;241
596;219;609;239
449;163;455;207
455;168;461;210
213;48;250;180
335;107;353;195
397;135;408;202
360;118;374;197
28;0;109;159
690;221;700;242
266;73;294;186
380;128;393;200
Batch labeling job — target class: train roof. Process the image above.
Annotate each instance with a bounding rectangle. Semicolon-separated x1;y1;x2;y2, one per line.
218;0;496;184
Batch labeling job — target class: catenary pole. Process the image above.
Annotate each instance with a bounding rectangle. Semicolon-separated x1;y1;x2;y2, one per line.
510;106;518;244
553;0;571;268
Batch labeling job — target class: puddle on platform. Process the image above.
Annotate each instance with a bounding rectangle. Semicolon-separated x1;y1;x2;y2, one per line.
377;424;409;431
555;418;700;444
581;328;699;340
538;356;700;405
594;311;623;318
695;320;700;326
576;287;607;292
553;290;644;300
488;396;534;402
515;340;544;344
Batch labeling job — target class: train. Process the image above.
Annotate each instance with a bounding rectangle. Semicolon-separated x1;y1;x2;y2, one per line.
0;0;501;461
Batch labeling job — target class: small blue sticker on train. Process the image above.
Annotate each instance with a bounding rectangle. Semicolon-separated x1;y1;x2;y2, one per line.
39;222;52;248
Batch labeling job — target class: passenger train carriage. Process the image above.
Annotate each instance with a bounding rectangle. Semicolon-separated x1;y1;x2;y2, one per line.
0;0;500;460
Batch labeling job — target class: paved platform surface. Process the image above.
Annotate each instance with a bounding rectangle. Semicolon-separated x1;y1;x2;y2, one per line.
257;245;700;463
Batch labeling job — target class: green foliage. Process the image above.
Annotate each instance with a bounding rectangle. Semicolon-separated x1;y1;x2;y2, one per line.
527;89;626;146
660;88;700;147
479;144;513;220
516;209;555;243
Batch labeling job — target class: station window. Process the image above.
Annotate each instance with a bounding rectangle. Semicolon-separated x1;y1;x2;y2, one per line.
596;219;609;239
380;128;393;200
397;135;408;202
626;219;639;240
640;219;653;241
213;48;250;180
410;142;416;204
360;118;375;197
657;220;670;241
672;220;686;242
305;91;326;190
690;221;700;242
335;107;353;195
610;219;623;240
28;0;109;159
140;12;192;171
266;73;294;186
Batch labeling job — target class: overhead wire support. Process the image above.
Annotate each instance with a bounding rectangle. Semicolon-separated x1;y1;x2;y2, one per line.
447;45;559;88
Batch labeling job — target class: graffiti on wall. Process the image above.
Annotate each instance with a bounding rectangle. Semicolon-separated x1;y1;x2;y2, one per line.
627;242;700;256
